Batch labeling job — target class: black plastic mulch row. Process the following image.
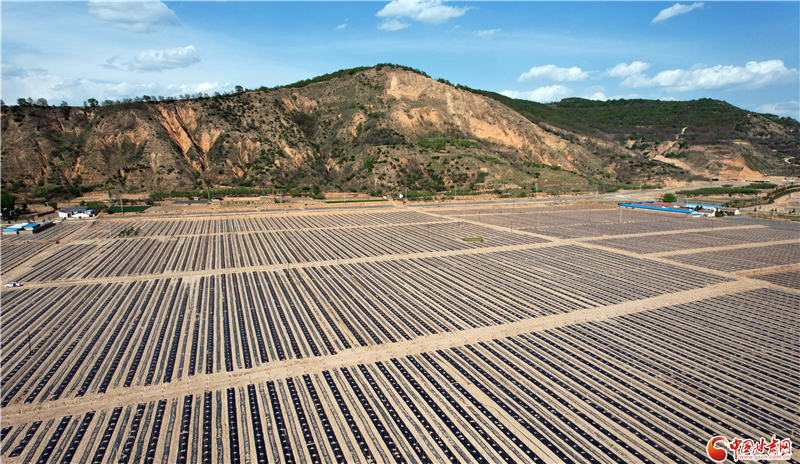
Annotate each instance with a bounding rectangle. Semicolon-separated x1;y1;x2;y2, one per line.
247;384;269;464
321;370;374;462
117;403;146;464
374;361;460;463
220;276;236;371
285;378;320;463
285;272;337;355
189;276;204;377
251;272;286;361
145;282;182;385
229;275;253;369
3;287;100;406
96;282;160;393
240;274;269;362
122;281;171;388
264;275;304;359
201;391;213;464
176;395;193;464
459;345;632;463
163;290;190;384
8;421;41;458
266;381;295;464
60;411;94;463
390;358;486;463
91;407;122;463
276;273;325;357
501;336;701;462
405;355;516;463
292;269;352;350
421;352;534;463
303;267;369;347
226;388;241;464
357;364;431;463
35;416;71;464
50;284;135;401
339;367;405;463
301;374;347;464
142;399;167;464
205;278;215;374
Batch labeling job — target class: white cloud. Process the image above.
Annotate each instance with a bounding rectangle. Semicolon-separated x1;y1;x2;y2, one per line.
126;45;200;73
620;60;799;91
605;61;651;78
378;19;410;31
2;66;231;104
2;63;35;78
756;101;800;119
518;65;590;83
376;0;470;26
474;29;499;39
501;85;573;103
336;24;347;30
100;55;122;70
584;92;608;101
87;1;180;33
652;2;704;24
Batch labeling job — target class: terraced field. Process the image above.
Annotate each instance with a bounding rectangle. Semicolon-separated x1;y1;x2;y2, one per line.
1;206;797;463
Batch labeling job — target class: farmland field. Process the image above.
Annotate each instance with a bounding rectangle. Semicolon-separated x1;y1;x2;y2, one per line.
1;204;797;463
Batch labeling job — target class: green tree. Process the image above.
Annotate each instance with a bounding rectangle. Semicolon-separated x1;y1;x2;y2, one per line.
87;98;98;107
234;85;244;93
1;191;16;210
663;193;677;203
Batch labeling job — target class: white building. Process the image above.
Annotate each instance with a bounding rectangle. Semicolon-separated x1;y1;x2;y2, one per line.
58;207;96;219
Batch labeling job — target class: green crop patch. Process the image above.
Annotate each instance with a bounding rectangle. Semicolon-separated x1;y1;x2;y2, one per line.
106;205;150;213
461;237;484;242
325;199;387;204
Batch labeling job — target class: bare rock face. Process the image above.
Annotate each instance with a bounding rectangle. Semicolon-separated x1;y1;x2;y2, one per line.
157;105;222;172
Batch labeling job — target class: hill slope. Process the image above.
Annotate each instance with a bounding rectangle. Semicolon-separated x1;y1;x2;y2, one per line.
2;65;798;202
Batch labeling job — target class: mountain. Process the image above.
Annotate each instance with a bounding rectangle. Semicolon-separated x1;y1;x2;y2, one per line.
2;64;798;202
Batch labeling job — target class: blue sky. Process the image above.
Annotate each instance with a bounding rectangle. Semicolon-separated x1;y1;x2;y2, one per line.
3;1;798;118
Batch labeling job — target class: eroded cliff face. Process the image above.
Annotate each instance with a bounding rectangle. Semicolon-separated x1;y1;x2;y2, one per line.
157;106;222;172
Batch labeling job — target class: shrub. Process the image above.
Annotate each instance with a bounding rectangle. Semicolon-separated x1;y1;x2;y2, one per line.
663;193;677;203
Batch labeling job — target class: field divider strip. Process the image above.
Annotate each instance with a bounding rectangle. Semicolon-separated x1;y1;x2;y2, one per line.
645;238;799;258
734;263;800;277
0;279;764;426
